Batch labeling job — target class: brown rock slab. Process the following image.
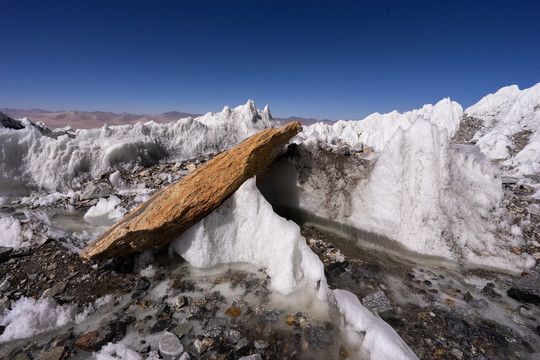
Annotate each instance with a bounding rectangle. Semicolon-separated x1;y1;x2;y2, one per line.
80;121;302;261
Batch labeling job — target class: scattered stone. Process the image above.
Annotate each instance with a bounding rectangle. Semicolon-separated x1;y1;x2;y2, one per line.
159;332;184;360
238;355;262;360
235;337;250;354
472;326;508;346
172;322;193;339
80;183;111;200
136;277;151;291
225;329;242;344
307;325;334;350
481;283;502;299
150;319;176;334
254;340;269;349
507;274;540;304
81;121;302;260
446;314;469;339
35;346;66;360
193;339;207;354
75;323;117;352
41;281;67;299
463;291;474;302
225;306;242;317
175;295;190;309
361;290;392;313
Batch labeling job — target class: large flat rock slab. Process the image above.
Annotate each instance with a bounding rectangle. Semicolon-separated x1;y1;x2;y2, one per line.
80;121;302;260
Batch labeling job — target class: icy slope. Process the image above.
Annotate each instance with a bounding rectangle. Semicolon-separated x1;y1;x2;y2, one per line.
466;82;540;174
296;98;462;151
171;178;418;360
0;101;276;194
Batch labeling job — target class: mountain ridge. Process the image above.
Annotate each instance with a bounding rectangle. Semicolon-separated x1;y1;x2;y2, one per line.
0;108;334;129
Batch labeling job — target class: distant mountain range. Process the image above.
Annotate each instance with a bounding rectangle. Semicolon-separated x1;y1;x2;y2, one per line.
0;108;334;130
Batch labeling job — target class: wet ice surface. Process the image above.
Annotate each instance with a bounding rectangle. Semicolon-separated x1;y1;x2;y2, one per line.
300;223;540;360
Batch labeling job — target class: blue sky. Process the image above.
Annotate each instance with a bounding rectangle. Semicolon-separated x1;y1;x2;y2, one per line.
1;0;539;120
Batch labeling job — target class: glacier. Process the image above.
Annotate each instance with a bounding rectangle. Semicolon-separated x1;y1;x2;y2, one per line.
1;82;539;358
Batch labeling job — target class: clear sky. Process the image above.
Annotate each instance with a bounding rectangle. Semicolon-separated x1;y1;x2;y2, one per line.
1;0;539;120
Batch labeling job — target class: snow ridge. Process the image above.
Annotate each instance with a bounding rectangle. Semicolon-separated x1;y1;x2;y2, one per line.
466;82;540;174
0;100;276;194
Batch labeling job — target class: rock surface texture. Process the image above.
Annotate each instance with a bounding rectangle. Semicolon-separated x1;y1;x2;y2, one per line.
80;121;302;260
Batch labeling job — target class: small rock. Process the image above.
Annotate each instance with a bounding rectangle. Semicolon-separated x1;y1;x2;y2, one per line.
136;277;151;291
175;295;189;309
507;274;540;304
80;183;111;200
193;339;207;354
172;322;193;339
150;319;175;334
0;247;13;263
41;282;67;299
225;306;241;317
481;283;502;299
225;329;242;344
159;332;184;360
254;340;269;349
463;291;474;302
179;353;194;360
75;324;116;352
186;164;197;172
361;290;392;313
235;337;250;354
469;299;489;309
446;314;469;339
238;355;262;360
35;346;66;360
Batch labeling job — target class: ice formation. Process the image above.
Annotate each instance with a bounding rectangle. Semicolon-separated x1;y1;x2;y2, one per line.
465;83;540;174
172;178;325;296
172;178;418;359
0;100;275;194
266;99;534;270
295;98;463;151
84;196;126;226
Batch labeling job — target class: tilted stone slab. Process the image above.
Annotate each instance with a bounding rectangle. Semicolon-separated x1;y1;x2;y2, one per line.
80;121;302;260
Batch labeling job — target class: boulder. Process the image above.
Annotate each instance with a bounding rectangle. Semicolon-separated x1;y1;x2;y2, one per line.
80;121;302;261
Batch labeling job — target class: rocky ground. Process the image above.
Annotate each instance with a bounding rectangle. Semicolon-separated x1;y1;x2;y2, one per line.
1;117;540;359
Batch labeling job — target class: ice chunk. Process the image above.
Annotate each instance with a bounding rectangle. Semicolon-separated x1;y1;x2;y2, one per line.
84;196;126;226
92;342;142;360
172;178;325;295
109;171;126;188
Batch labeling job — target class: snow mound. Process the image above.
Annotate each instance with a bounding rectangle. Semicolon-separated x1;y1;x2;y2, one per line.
171;178;418;359
0;101;277;194
296;98;462;151
0;297;77;343
466;82;540;173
